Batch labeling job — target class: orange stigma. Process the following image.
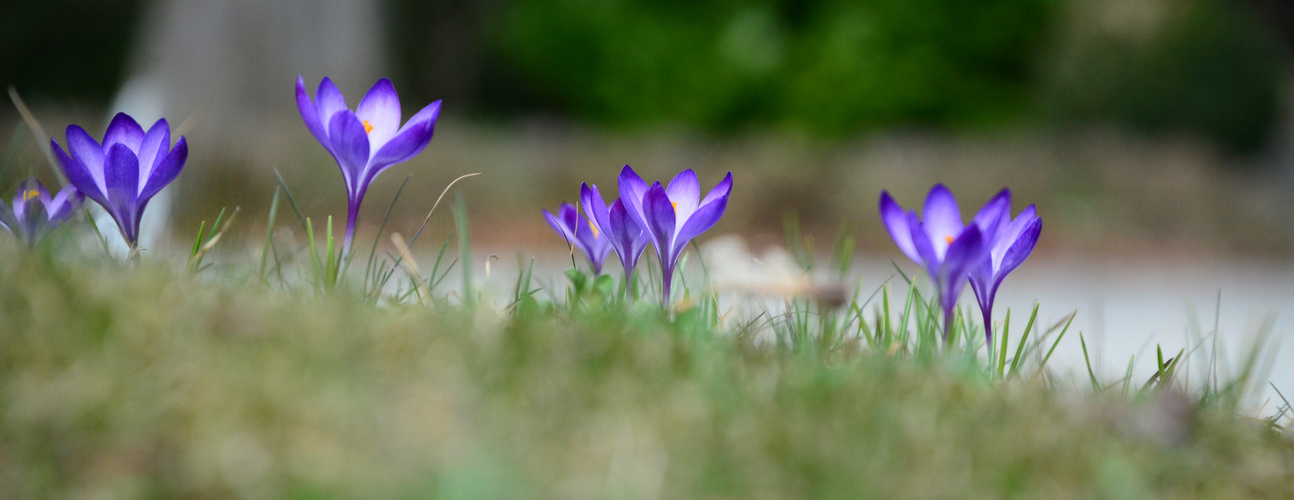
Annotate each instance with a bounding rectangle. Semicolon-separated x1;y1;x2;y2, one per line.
944;235;955;245
362;120;374;134
21;190;39;202
671;201;678;213
588;219;600;239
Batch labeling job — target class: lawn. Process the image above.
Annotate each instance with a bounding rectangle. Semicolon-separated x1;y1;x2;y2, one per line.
0;234;1289;499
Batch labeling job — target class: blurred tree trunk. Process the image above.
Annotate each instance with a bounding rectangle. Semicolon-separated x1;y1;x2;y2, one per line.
116;0;386;142
106;0;386;253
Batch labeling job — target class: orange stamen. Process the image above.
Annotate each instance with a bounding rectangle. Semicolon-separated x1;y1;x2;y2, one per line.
588;219;600;239
362;120;374;134
22;190;39;202
671;201;678;213
944;235;955;245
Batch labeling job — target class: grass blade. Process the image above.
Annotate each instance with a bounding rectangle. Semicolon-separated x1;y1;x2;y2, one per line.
259;187;282;281
1080;332;1100;391
1008;303;1040;377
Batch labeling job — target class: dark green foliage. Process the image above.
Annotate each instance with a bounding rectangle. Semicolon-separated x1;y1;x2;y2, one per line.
485;0;1056;133
0;0;145;104
1043;0;1285;154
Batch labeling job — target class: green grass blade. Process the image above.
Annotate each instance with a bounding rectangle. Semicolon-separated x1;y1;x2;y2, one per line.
1080;332;1101;391
364;173;411;290
206;207;227;241
83;208;113;258
1008;303;1039;377
998;309;1011;378
305;217;321;288
1036;313;1075;375
1121;354;1135;397
259;186;282;281
272;168;310;232
189;220;207;262
325;216;338;286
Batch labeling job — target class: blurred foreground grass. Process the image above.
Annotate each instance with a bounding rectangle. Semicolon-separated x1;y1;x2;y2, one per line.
0;244;1291;498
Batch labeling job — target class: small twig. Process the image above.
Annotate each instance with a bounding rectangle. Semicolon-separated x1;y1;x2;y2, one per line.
406;172;481;248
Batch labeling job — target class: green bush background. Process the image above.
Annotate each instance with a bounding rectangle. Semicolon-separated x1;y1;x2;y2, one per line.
1;0;1287;153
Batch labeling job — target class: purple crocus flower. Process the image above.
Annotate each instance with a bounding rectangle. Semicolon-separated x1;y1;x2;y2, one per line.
967;189;1042;344
879;185;987;337
544;202;612;275
296;76;441;253
619;165;732;305
50;113;188;246
0;178;84;247
580;182;650;286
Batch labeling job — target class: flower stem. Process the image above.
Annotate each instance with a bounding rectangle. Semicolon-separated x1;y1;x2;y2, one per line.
623;265;635;302
942;306;955;342
343;199;360;259
660;257;674;307
982;307;994;346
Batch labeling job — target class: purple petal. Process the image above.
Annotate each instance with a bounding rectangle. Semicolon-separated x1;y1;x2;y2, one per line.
368;117;434;173
880;191;921;263
617;165;650;230
643;182;676;260
48;185;84;224
52;139;107;206
944;225;986;283
582;183;634;268
574;209;599;245
558;203;580;231
327;110;371;193
941;225;985;312
400;100;442;134
967;273;991;312
561;205;584;244
16;197;46;240
130;197;154;244
136;119;172;188
65;125;106;190
548;203;611;274
315;77;349;128
586;241;612;274
355;78;401;148
994;215;1041;285
13;178;43;221
991;205;1038;269
922;184;963;258
8;189;21;221
21;178;51;205
699;171;733;207
104;143;141;242
580;183;609;236
574;210;610;267
296;76;331;149
102;113;144;152
672;189;729;255
907;213;937;274
365;99;439;175
140;137;188;200
608;198;647;258
971;188;1010;241
543;207;575;244
0;206;14;234
665;169;700;221
7;192;18;223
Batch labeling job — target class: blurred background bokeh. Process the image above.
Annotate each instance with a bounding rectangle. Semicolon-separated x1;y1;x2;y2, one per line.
2;0;1293;257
